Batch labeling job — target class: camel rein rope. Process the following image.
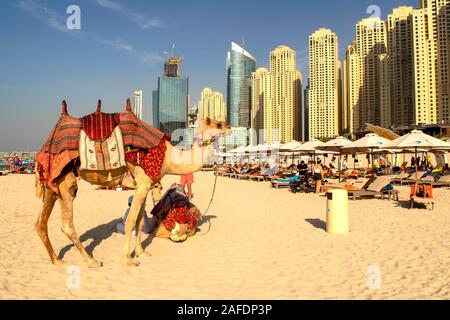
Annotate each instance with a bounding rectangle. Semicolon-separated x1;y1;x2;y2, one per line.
197;166;219;237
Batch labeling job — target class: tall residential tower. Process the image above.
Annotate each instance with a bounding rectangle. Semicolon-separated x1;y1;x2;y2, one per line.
308;28;340;139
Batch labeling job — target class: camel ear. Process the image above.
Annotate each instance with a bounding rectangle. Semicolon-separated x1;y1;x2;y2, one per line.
97;100;102;113
126;98;132;112
206;117;212;126
61;100;69;116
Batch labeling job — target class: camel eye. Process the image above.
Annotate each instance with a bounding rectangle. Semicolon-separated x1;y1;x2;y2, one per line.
217;123;223;130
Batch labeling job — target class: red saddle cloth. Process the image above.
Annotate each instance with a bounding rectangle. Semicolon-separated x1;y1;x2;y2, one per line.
80;112;120;141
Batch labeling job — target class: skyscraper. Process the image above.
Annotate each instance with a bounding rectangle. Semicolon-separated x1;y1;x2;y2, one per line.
308;28;339;139
198;88;226;121
411;6;438;125
419;0;450;123
351;17;388;133
226;41;256;128
262;45;303;144
132;90;143;120
387;6;415;127
251;67;270;143
152;56;188;139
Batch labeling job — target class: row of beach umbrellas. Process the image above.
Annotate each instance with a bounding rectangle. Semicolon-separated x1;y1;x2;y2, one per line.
222;130;450;183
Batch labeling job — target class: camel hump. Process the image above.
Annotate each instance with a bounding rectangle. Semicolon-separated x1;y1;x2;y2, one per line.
61;100;69;116
126;98;132;111
97;99;102;113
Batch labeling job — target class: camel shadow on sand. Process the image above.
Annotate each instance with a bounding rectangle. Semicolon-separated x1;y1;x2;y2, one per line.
58;215;219;258
58;218;122;259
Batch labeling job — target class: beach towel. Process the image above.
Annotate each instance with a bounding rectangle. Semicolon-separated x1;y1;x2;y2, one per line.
79;127;126;171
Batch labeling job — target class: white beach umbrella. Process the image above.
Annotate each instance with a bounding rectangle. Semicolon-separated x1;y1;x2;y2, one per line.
383;130;450;151
316;137;352;181
341;133;390;154
341;133;390;169
280;140;303;152
316;136;352;153
384;130;450;187
293;139;324;153
229;146;247;154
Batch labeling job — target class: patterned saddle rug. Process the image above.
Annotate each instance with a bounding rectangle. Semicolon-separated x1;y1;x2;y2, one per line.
79;126;126;171
80;111;120;141
36;100;170;194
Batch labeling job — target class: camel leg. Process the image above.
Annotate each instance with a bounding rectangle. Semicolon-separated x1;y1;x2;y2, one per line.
35;187;64;265
135;200;151;258
58;172;103;268
123;167;152;266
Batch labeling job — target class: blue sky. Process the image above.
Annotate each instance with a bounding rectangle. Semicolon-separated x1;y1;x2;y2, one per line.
0;0;417;151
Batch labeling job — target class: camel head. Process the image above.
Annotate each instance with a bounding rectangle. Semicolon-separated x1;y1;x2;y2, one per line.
198;118;231;144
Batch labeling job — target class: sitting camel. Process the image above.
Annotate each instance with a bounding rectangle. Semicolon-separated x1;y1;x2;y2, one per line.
35;100;229;267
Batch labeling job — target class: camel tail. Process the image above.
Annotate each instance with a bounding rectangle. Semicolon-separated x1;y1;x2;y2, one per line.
34;165;44;200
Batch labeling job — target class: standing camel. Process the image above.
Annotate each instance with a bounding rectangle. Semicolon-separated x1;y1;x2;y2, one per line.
35;103;229;268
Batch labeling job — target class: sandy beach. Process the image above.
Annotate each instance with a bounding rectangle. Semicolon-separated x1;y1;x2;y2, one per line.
1;172;450;300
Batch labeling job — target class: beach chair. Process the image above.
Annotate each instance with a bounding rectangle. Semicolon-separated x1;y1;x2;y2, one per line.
391;172;412;185
271;176;300;189
396;171;428;185
248;175;265;182
422;175;450;188
348;176;398;201
322;177;370;193
409;184;435;210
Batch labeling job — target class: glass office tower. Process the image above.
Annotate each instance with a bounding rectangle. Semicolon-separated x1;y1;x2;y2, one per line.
152;57;188;141
226;42;256;128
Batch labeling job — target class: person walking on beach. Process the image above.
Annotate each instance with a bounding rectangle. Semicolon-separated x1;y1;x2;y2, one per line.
180;173;194;201
313;160;324;194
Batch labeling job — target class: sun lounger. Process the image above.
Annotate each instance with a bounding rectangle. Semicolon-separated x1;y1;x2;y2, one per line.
421;175;450;188
391;172;412;185
322;178;370;192
410;184;435;210
248;175;265;182
393;171;428;186
348;176;398;201
271;176;300;189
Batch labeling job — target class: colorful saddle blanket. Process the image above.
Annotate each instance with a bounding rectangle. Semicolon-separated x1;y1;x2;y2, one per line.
79;126;126;171
37;108;169;194
150;184;202;232
81;112;120;141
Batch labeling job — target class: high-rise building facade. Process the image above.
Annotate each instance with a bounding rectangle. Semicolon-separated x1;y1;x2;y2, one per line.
226;42;256;128
308;28;339;139
346;43;361;135
198;88;226;121
263;45;303;144
420;0;450;123
251;67;270;143
132;90;143;120
352;17;388;133
152;57;188;139
387;6;415;127
411;6;438;125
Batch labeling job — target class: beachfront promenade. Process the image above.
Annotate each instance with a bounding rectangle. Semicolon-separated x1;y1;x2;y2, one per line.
0;172;449;299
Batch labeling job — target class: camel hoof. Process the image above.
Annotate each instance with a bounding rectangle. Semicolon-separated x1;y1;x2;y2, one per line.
87;259;103;269
125;257;140;267
52;259;65;266
135;249;152;258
